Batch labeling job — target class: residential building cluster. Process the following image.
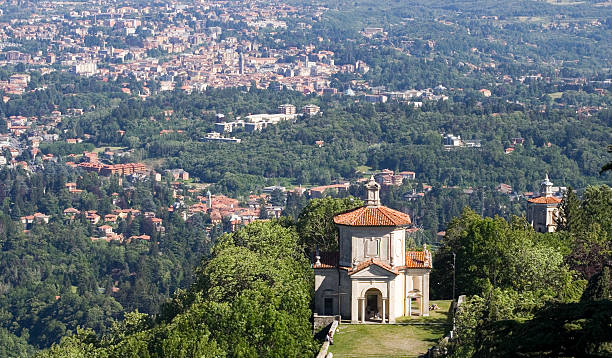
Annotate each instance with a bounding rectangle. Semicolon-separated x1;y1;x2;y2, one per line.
211;103;320;139
0;0;358;95
19;184;166;243
75;161;148;176
374;169;416;187
0;109;79;170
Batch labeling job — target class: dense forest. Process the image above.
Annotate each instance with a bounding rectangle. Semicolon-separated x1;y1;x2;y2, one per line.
0;165;215;353
38;220;318;358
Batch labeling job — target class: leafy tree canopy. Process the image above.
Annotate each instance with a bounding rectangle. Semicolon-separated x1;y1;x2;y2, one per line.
296;196;363;252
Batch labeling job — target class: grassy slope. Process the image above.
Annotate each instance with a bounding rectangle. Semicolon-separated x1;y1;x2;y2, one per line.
328;300;451;357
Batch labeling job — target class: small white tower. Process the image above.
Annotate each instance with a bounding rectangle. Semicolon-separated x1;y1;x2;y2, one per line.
540;173;553;197
365;175;381;206
527;175;561;233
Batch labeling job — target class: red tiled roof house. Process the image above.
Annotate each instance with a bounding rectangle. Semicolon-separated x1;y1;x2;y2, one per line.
313;177;432;323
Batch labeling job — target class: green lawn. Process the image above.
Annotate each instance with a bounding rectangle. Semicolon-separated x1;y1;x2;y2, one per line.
355;165;373;173
397;300;452;324
548;92;564;99
328;324;447;357
93;146;126;153
329;301;451;357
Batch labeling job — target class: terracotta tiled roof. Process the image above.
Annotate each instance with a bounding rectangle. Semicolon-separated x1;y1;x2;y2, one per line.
405;251;432;269
313;250;432;270
348;258;398;275
333;206;411;227
528;196;561;204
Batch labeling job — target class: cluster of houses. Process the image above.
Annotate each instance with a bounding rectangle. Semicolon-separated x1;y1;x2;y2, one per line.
90;209;164;242
0;0;358;96
0;73;30;95
186;194;261;230
21;204;164;243
356;86;450;105
0;107;90;170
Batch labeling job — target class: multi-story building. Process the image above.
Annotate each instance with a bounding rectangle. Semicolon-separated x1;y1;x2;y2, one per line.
278;103;296;115
302;104;320;115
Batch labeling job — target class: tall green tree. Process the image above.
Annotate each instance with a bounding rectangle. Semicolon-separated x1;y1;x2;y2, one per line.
581;266;611;302
296;196;363;252
560;185;612;281
432;208;583;300
600;145;612;174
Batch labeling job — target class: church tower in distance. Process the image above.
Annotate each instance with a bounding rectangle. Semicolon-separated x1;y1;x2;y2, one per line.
527;174;561;233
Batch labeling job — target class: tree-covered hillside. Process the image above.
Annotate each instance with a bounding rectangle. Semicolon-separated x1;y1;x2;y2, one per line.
38;220;318;358
0;165;213;354
432;186;612;356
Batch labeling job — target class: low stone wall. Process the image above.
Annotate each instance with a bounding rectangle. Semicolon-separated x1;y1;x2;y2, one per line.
427;295;466;358
316;320;338;358
313;314;341;341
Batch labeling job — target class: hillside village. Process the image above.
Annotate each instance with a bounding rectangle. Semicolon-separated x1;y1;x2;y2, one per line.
0;0;610;356
15;149;568;250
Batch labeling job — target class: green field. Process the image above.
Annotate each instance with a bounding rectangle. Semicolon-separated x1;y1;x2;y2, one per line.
328;324;447;357
355;165;373;173
397;300;452;324
328;300;451;357
92;146;126;153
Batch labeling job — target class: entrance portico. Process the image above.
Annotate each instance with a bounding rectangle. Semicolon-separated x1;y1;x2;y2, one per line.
356;288;388;323
349;261;397;323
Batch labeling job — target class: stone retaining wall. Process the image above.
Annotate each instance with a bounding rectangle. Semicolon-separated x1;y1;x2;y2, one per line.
427;295;466;357
316;320;338;358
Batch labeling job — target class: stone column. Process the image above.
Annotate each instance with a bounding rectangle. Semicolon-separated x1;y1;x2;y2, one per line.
351;294;359;323
423;272;430;317
381;298;386;324
360;298;366;323
388;280;395;323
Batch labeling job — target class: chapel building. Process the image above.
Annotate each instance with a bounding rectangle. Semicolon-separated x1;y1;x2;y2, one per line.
313;177;432;323
527;174;561;233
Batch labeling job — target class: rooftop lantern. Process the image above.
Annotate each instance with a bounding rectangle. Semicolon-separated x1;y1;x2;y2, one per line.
365;175;381;207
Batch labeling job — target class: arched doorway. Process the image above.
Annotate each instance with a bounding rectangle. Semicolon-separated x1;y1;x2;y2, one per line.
364;288;383;322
